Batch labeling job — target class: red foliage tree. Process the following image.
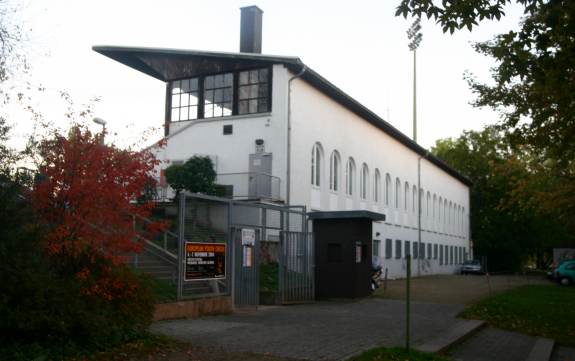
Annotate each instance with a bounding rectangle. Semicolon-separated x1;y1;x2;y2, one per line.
32;126;165;298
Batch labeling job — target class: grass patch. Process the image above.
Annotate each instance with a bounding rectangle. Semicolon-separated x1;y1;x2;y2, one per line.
150;277;177;303
348;347;450;361
459;284;575;346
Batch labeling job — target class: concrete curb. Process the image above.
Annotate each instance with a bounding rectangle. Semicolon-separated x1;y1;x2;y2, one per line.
525;338;554;361
415;319;486;354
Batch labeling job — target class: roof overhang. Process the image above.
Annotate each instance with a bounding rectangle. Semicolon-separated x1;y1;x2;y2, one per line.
308;210;386;222
93;45;301;81
93;45;472;187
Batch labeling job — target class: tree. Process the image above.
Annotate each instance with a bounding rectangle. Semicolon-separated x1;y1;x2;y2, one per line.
165;155;218;195
396;1;575;161
32;126;166;293
397;0;575;253
432;127;571;270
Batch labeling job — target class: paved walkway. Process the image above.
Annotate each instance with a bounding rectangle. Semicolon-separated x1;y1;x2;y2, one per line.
449;327;536;361
152;299;464;361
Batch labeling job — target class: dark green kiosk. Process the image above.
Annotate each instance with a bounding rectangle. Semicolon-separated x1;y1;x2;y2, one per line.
309;210;386;299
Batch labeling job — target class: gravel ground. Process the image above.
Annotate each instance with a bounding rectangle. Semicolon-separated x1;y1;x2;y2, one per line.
374;274;551;305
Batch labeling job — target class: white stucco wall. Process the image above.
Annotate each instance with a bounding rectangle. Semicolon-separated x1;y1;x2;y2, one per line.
151;64;290;200
149;63;471;279
288;75;471;279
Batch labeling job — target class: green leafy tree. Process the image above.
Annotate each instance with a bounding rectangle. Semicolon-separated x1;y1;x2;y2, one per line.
398;0;575;256
432;128;570;270
165;155;217;195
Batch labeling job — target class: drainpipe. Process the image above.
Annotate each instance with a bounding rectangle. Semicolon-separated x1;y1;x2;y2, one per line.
286;65;307;208
417;150;429;277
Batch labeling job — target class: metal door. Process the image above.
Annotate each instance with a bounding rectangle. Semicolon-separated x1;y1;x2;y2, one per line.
248;153;272;198
279;231;315;304
233;227;260;307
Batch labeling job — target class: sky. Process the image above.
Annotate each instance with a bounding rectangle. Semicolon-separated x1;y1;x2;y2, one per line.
7;0;525;150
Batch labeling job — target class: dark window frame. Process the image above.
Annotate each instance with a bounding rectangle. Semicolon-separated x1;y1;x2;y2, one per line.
385;238;392;259
167;66;273;123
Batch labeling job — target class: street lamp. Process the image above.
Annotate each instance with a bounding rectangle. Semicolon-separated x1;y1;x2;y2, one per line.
92;117;107;144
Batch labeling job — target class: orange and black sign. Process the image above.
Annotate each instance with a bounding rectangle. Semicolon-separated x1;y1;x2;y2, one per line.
184;242;226;281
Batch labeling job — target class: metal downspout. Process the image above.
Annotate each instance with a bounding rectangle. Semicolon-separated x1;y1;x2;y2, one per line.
286;65;307;208
417;150;429;277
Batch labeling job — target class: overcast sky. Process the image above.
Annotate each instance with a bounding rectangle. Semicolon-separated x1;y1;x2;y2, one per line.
8;0;524;150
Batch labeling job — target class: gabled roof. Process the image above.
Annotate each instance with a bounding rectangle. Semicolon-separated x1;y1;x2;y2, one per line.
93;45;472;187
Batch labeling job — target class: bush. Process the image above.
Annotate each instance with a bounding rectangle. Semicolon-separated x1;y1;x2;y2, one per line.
0;180;155;360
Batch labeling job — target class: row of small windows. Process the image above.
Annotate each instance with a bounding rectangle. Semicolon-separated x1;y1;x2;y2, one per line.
373;239;468;265
170;68;271;122
311;142;467;228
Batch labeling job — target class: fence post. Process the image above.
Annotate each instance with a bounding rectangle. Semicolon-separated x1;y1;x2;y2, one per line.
177;192;186;301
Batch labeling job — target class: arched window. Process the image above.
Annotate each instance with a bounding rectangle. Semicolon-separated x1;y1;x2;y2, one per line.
449;201;453;226
444;199;448;225
426;192;431;216
374;169;381;202
433;194;437;219
345;157;356;196
438;197;443;222
360;163;369;200
329;151;340;192
395;178;401;209
412;185;417;212
385;173;391;206
404;182;409;211
311;142;323;187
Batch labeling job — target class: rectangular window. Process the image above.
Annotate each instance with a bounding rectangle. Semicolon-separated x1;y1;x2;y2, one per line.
427;243;432;260
171;78;199;121
412;242;418;259
204;73;233;118
420;242;425;259
450;246;454;265
405;241;411;258
434;244;438;259
445;246;449;265
439;245;444;265
239;68;270;114
395;240;402;259
169;68;270;123
373;239;381;257
385;239;392;259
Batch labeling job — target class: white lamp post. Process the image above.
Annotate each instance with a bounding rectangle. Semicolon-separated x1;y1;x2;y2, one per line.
92;117;107;144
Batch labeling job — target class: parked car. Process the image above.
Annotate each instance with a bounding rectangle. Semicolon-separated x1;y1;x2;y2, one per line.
554;259;575;286
461;259;483;275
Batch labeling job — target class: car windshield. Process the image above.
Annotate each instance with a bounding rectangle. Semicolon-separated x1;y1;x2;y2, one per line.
463;260;480;265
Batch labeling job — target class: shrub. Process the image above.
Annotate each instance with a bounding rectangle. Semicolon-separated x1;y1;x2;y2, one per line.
0;179;155;360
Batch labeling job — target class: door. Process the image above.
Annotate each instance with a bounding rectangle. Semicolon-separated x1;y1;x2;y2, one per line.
248;153;272;198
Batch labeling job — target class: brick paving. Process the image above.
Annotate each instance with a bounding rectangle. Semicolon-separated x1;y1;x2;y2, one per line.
449;327;536;361
151;299;464;361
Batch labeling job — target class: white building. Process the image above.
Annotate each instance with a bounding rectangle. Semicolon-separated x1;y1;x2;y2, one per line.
94;6;471;279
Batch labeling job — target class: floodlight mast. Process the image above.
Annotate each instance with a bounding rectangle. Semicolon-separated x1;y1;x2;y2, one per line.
406;17;423;353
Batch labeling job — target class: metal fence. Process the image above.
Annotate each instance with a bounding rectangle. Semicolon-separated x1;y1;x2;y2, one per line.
132;192;314;306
